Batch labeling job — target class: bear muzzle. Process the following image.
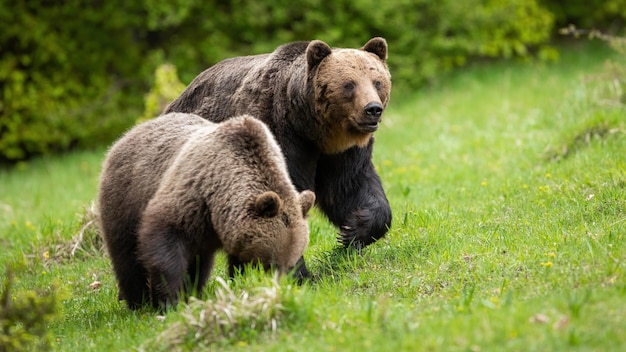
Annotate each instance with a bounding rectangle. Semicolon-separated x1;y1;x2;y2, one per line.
359;101;384;132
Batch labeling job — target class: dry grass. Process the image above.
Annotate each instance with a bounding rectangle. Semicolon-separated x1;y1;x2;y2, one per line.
143;277;287;351
29;202;105;269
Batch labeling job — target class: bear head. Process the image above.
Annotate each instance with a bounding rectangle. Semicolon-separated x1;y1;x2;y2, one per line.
307;37;391;154
232;189;315;275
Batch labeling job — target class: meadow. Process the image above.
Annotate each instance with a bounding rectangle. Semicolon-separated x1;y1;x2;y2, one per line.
1;41;624;351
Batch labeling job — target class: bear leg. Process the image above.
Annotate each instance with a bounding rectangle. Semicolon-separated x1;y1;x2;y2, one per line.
100;218;151;309
315;142;392;248
116;259;151;310
137;223;190;309
227;254;245;278
292;256;311;282
186;251;215;298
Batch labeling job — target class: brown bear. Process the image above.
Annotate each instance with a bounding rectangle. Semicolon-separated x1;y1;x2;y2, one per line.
98;113;315;309
166;38;393;279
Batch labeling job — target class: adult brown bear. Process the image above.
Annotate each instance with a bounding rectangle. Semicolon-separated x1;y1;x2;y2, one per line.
166;37;392;278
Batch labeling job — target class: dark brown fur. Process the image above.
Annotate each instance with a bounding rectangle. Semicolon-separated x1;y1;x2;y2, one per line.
98;113;315;309
165;38;393;277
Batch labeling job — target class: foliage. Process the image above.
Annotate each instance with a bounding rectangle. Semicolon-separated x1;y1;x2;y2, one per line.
162;0;556;86
0;269;57;352
0;1;147;162
140;64;186;122
540;0;626;29
2;0;558;162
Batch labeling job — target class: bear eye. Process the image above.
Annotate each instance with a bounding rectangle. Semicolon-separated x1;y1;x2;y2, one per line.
343;82;355;92
374;80;382;91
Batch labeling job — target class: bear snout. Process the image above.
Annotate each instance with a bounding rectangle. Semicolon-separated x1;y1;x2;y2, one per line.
359;101;384;132
364;101;383;118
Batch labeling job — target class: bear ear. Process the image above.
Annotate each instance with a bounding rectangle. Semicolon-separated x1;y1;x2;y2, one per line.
299;190;316;217
306;40;332;71
254;191;283;218
362;37;387;61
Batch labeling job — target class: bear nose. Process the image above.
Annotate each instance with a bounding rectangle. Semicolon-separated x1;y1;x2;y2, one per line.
364;102;383;119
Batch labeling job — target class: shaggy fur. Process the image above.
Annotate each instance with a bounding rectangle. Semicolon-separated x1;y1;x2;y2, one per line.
166;38;393;277
98;113;315;309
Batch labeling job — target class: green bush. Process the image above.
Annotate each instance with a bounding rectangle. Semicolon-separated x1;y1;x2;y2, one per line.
0;270;57;352
1;0;560;162
540;0;626;29
156;0;555;86
140;64;186;123
0;1;150;162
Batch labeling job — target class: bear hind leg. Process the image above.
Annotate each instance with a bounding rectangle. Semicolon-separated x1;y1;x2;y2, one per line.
137;224;190;310
116;261;151;310
101;222;150;309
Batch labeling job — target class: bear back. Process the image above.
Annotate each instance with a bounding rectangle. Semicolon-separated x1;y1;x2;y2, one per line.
134;114;315;273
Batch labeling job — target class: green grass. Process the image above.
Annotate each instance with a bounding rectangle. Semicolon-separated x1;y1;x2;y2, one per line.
1;42;625;351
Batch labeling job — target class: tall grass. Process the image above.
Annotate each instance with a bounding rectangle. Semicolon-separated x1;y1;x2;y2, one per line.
0;41;624;351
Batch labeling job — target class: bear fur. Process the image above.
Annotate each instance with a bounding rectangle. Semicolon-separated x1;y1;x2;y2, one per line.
98;113;315;309
165;38;393;277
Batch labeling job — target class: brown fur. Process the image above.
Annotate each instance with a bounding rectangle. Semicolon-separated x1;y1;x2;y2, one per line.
312;47;391;153
98;113;315;309
165;38;393;276
166;37;391;179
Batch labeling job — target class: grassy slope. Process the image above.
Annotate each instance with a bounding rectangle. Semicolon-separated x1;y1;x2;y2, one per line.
0;42;624;351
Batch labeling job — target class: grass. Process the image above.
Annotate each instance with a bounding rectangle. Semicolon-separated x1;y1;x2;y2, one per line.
1;41;625;351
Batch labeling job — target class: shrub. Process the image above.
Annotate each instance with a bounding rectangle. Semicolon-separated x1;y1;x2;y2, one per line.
540;0;626;29
2;0;558;161
0;1;148;162
0;269;57;352
140;64;186;123
161;0;555;87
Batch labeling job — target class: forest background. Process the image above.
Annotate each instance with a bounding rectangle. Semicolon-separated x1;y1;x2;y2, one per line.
1;0;625;163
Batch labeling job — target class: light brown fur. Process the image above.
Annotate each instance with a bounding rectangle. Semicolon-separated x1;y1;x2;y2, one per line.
313;48;391;153
98;113;314;309
165;38;393;276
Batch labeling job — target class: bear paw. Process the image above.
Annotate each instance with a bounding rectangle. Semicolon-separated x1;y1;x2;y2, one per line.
338;207;390;249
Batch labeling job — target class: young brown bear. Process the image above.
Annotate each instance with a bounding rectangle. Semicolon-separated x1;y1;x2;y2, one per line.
166;38;393;279
98;113;315;309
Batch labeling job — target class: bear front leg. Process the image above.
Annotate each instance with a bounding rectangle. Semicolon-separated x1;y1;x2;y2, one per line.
137;223;189;309
186;250;215;298
315;141;392;249
291;256;311;282
227;254;244;278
